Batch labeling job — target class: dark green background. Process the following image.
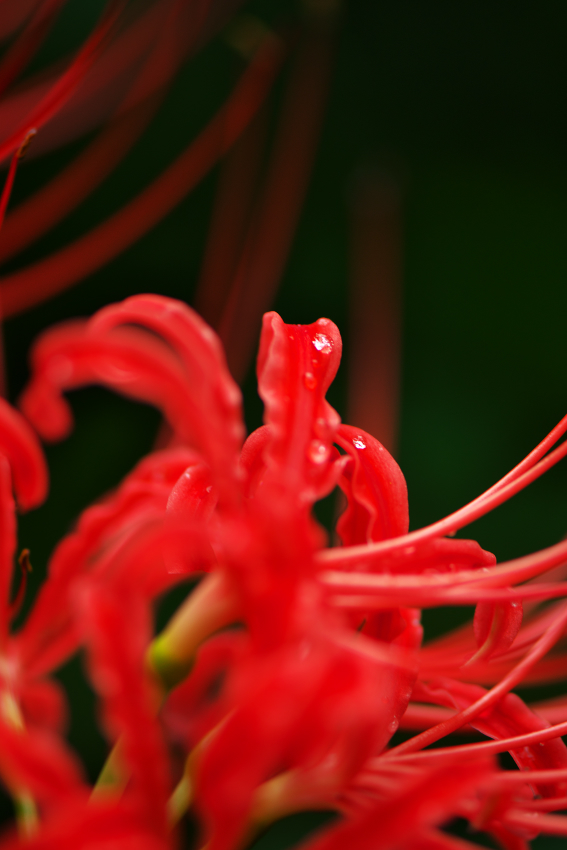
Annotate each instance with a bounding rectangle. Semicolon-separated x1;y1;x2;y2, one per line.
2;1;567;846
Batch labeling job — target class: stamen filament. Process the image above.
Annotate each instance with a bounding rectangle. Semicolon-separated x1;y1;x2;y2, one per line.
387;602;567;756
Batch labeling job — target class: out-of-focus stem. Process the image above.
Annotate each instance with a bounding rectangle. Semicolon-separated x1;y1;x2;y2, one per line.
347;168;403;457
167;774;192;826
148;571;239;690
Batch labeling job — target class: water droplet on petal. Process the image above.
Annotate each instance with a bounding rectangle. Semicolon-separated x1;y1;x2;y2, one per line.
308;440;330;464
304;372;316;390
352;437;366;449
312;333;331;353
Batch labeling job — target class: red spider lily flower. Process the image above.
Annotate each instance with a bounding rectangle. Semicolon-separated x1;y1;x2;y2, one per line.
0;292;560;849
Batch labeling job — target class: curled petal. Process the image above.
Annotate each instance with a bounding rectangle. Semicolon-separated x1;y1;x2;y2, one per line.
90;295;245;504
19;320;195;443
256;312;342;505
336;424;408;544
325;537;495;581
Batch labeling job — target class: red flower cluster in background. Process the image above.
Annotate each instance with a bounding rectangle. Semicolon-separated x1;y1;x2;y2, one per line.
0;293;561;848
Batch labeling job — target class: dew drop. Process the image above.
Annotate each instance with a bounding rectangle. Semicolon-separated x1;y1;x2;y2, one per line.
304;372;317;390
312;333;331;353
308;440;330;464
352;437;366;450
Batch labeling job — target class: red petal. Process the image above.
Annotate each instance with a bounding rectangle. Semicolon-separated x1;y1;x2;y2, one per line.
16;448;193;676
256;312;342;505
79;584;170;840
18;677;67;734
19;320;196;443
0;716;84;806
335;424;408;544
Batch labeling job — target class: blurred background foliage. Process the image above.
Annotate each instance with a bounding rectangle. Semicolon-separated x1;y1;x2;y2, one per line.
2;0;567;846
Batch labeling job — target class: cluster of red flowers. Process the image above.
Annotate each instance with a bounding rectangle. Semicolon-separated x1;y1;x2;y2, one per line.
1;2;567;849
0;292;562;849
